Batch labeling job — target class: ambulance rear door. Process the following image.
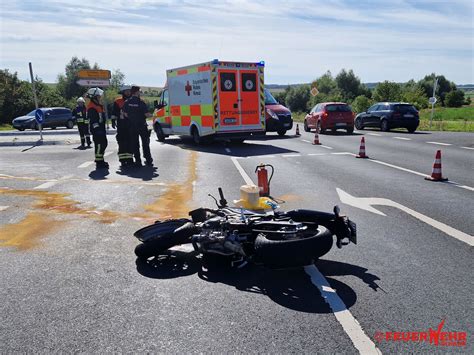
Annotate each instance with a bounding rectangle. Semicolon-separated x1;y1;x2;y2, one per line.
217;63;264;133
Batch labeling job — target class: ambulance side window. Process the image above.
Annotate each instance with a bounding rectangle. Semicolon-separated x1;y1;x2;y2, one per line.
220;73;236;92
241;73;256;92
162;89;169;107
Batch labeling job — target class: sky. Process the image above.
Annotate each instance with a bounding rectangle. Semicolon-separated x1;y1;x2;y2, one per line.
0;0;473;86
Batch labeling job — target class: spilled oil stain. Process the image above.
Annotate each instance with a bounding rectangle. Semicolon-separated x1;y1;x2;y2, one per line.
276;194;304;203
0;188;119;224
138;151;198;220
0;212;65;250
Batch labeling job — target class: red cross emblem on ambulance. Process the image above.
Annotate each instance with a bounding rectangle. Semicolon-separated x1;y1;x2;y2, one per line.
185;81;192;96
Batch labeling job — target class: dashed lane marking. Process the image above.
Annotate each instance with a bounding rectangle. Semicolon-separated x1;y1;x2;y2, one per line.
304;265;381;354
34;181;58;189
393;137;411;141
320;145;333;150
461;146;474;150
282;154;301;158
307;153;327;156
367;133;381;136
301;139;312;143
231;157;254;185
427;141;451;146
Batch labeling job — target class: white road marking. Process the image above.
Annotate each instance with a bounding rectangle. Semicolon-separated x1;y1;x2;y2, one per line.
331;152;356;156
307;153;327;156
34;181;58;189
461;146;474;150
337;188;474;246
225;148;232;153
427;141;451;146
393;137;411;141
304;265;380;354
282;154;301;158
320;145;333;150
78;161;94;168
231;157;255;185
367;133;381;136
301;139;312;143
0;206;9;211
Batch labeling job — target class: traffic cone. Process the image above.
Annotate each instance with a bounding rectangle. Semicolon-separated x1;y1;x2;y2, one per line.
312;129;321;145
356;137;368;158
295;124;300;136
425;150;448;181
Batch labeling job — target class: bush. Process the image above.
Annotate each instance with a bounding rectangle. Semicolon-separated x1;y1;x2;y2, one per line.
445;90;465;107
351;95;374;113
285;85;310;112
373;81;402;102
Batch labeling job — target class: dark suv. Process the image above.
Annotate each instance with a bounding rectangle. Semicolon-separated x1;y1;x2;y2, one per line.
355;102;419;133
12;107;74;131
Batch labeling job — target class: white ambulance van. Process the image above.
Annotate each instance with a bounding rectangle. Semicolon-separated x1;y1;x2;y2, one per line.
152;59;266;144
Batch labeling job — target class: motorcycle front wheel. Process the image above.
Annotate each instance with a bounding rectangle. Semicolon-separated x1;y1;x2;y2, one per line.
254;225;333;268
134;222;197;259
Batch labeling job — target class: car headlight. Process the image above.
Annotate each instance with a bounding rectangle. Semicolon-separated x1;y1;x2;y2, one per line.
266;109;279;120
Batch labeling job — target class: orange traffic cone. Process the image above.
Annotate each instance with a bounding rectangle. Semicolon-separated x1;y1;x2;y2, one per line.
312;129;321;145
295;124;301;136
356;136;368;158
425;150;448;181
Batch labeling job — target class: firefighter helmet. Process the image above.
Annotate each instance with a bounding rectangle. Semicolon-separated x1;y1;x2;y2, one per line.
76;97;86;103
86;87;104;98
119;84;132;94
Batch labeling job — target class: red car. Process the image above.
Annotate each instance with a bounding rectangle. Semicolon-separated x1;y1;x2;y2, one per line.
304;102;355;134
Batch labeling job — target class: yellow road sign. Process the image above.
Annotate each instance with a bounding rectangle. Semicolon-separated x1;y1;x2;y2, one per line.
310;87;319;97
77;70;111;79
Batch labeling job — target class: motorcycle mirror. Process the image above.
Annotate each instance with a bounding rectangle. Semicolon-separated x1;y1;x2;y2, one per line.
333;205;340;217
218;187;227;207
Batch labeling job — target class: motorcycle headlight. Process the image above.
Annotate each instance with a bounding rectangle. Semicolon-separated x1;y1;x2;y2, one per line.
266;109;279;120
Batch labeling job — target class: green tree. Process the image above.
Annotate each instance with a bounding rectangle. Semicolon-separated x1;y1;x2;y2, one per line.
306;91;343;111
418;74;456;106
110;69;125;91
373;81;402;102
57;56;100;100
335;69;365;101
400;80;429;109
312;71;337;95
445;90;465;107
285;85;310;112
351;95;374;113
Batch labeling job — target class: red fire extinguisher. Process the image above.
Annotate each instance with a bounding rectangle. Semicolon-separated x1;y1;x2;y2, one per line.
255;164;274;197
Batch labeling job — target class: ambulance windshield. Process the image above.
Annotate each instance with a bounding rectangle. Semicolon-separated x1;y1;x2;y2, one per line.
264;89;278;105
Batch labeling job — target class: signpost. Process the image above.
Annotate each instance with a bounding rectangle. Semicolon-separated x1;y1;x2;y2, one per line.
35;109;44;125
429;78;438;130
29;62;42;141
76;69;112;128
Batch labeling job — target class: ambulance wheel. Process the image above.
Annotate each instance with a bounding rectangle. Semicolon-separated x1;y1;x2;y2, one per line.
277;129;287;136
191;126;201;145
155;124;166;142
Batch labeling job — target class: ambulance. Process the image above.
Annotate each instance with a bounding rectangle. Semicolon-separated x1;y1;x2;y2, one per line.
152;60;266;144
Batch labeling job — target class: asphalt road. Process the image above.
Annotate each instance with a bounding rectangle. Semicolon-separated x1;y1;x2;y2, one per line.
0;126;472;353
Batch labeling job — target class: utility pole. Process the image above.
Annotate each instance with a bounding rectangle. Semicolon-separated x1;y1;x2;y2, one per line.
29;62;43;141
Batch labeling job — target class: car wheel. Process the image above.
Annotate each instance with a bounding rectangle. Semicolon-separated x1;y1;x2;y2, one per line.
50;126;56;130
303;120;311;132
355;118;364;130
346;126;354;134
277;129;287;136
191;126;201;145
407;127;416;133
381;119;389;132
30;122;38;130
154;124;166;142
18;128;25;131
66;120;74;129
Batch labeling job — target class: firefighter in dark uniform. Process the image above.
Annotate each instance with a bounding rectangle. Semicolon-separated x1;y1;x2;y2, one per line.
73;97;91;149
111;85;133;168
86;87;109;169
123;85;153;167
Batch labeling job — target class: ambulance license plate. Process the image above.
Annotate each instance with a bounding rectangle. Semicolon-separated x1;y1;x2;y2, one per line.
224;118;237;124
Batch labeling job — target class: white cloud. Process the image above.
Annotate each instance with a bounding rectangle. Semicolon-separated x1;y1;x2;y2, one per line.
1;0;472;85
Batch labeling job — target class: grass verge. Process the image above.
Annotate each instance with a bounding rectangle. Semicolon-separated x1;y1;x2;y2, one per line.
0;124;13;131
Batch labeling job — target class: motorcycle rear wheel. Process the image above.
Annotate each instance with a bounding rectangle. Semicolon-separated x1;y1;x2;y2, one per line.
254;225;333;268
134;222;197;259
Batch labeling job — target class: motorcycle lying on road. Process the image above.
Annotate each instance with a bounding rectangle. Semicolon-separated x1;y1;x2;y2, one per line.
134;188;357;268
